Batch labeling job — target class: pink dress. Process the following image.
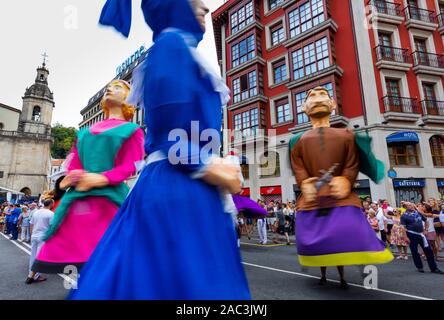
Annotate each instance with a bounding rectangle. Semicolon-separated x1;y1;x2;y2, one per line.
35;119;144;271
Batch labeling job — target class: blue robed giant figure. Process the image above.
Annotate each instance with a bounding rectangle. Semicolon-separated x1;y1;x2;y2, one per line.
69;0;251;300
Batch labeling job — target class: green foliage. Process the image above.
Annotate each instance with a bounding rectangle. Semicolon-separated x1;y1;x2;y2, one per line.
51;123;77;159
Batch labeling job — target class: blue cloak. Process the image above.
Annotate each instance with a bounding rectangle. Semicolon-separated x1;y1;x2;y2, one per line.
69;0;251;300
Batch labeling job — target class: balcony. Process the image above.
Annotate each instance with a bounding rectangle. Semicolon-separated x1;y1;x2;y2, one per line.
438;12;444;34
367;0;404;25
422;100;444;125
228;94;268;111
412;51;444;76
382;96;421;122
404;5;439;31
375;45;412;71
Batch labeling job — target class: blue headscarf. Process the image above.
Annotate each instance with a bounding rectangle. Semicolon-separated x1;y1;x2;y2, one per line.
99;0;204;44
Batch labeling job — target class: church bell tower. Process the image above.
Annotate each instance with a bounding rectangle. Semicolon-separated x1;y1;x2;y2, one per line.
19;54;55;136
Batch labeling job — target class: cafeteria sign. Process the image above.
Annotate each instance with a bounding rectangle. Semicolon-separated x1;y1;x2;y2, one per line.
393;179;425;188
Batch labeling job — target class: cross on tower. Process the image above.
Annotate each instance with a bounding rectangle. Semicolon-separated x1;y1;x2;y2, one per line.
42;52;49;66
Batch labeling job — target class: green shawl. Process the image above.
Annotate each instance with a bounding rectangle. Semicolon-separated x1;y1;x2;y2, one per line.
43;122;140;241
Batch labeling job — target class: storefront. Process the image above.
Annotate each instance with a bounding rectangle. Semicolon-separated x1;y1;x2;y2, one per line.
437;180;444;200
393;179;425;206
260;186;282;204
293;184;301;201
240;188;250;198
353;179;371;200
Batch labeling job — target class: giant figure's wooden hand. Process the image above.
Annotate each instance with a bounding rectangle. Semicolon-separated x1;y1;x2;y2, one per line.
329;176;351;200
301;177;318;203
201;157;242;195
75;173;109;192
60;170;85;190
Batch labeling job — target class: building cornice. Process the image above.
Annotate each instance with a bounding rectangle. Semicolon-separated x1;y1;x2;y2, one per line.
353;123;444;134
286;65;344;90
226;57;266;77
228;95;268;111
226;21;264;43
0;103;21;114
288;115;349;133
283;19;338;49
21;95;55;106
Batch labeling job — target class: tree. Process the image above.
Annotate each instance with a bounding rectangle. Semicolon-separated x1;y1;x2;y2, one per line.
51;123;77;159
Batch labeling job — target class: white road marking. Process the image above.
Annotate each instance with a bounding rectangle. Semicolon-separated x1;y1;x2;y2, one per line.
0;233;77;288
1;234;31;255
20;241;32;249
242;262;433;300
0;233;434;300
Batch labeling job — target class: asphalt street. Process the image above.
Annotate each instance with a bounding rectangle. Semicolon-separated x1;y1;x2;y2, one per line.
1;231;443;300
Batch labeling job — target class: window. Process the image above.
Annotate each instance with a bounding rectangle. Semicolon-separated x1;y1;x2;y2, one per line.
0;123;4;130
269;0;284;10
275;99;291;124
423;83;436;101
232;78;241;104
430;136;444;166
378;32;392;47
232;70;258;104
423;83;439;115
231;35;256;68
288;0;325;38
414;38;427;53
271;24;285;46
272;60;287;84
234;108;259;139
230;1;254;33
32;106;41;122
385;79;403;112
388;144;420;166
292;37;330;80
294;82;333;125
386;79;401;97
378;32;395;59
260;151;281;177
0;171;3;179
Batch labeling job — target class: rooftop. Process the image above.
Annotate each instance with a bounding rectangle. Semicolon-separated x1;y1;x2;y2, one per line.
0;103;21;114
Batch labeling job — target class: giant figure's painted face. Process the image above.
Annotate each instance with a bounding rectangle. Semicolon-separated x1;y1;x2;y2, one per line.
302;87;337;118
188;0;209;32
103;80;130;107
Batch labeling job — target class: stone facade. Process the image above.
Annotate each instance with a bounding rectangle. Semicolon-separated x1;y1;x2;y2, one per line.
0;104;21;131
0;63;54;197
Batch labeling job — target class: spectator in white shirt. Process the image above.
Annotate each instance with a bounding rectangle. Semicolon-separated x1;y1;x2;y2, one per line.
26;199;54;284
371;202;387;244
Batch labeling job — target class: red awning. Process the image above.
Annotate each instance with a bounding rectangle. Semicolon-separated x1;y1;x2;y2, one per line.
240;188;250;197
260;186;282;195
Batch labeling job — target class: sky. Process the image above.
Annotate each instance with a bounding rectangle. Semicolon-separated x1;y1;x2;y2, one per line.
0;0;224;128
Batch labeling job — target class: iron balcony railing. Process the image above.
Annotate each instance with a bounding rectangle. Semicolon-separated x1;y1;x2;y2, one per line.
375;45;411;63
412;51;444;68
404;5;438;24
368;0;402;16
422;100;444;116
383;96;421;114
